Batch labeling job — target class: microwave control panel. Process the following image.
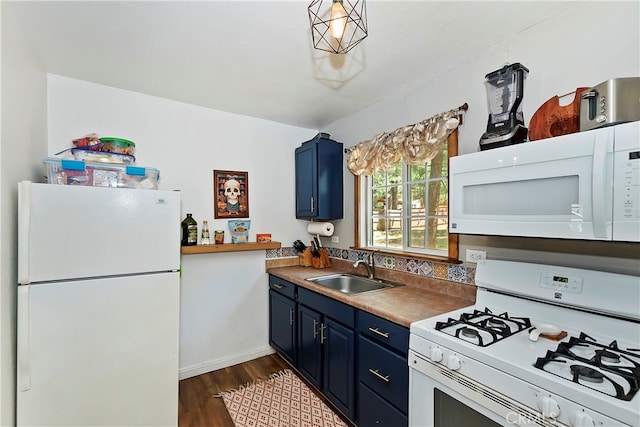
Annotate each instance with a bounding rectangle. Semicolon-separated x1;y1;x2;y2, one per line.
613;147;640;241
618;150;639;219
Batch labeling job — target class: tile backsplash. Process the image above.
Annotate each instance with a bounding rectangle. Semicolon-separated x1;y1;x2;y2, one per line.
266;246;475;286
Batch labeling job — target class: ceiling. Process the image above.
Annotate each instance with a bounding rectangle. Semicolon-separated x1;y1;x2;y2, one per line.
5;1;581;129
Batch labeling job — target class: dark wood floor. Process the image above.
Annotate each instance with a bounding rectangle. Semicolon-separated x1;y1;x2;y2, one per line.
178;353;354;427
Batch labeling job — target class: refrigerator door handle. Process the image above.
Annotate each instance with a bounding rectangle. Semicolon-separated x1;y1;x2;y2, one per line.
17;285;31;391
18;181;31;285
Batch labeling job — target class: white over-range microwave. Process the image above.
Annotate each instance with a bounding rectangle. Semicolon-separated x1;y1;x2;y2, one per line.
450;121;640;242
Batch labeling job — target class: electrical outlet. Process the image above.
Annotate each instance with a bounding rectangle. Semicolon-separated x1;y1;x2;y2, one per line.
466;249;486;263
331;236;339;243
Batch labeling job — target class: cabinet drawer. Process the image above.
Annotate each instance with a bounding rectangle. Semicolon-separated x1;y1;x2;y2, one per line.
358;310;409;354
298;287;354;328
269;275;296;299
358;383;407;427
358;335;408;413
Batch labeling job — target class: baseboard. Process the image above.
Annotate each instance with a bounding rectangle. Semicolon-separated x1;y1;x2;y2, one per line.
179;346;275;380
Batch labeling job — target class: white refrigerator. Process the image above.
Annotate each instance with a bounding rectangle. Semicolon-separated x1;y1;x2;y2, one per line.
17;181;181;426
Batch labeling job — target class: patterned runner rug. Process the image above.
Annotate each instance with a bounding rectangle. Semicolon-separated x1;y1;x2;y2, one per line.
216;369;349;427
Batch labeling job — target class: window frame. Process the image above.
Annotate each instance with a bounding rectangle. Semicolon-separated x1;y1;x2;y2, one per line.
353;129;459;263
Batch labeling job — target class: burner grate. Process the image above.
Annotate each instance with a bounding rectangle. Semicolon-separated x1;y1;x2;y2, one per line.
534;332;640;401
435;307;531;347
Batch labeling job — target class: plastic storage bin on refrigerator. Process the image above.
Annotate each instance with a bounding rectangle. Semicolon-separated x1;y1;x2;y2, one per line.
44;158;160;189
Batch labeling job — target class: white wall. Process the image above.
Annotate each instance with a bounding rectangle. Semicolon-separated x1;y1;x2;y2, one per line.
47;75;317;378
326;2;640;275
179;252;273;378
0;6;48;425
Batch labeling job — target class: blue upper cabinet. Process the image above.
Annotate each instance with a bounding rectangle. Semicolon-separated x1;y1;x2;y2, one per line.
295;135;343;220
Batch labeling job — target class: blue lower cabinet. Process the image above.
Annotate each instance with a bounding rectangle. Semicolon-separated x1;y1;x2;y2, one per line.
270;277;421;425
298;305;323;389
323;318;355;419
297;288;356;421
268;290;297;365
358;382;408;426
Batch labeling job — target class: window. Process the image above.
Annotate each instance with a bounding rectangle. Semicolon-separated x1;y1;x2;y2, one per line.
356;132;458;261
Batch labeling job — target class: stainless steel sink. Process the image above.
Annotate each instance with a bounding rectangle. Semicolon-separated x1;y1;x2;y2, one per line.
306;274;399;296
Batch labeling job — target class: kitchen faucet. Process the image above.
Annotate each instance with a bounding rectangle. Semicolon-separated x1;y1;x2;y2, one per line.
353;251;376;279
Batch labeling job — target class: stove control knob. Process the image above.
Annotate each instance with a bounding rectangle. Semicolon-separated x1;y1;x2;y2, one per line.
429;347;443;363
446;354;462;371
538;396;560;419
569;410;595;427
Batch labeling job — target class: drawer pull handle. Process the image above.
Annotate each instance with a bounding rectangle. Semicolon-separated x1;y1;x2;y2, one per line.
289;309;295;326
368;368;390;383
368;327;389;339
272;283;284;289
313;319;319;339
320;323;327;344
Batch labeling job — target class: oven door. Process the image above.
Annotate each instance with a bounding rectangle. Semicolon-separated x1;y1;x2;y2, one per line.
408;350;565;427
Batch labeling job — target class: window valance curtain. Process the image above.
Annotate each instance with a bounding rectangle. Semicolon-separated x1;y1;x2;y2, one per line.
346;104;468;175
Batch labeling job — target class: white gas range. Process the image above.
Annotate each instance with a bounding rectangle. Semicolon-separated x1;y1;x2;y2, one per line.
408;259;640;427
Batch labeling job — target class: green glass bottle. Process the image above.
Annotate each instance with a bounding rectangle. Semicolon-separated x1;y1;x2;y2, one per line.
181;213;198;246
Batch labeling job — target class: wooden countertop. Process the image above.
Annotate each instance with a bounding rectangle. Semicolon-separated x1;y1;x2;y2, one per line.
267;261;476;328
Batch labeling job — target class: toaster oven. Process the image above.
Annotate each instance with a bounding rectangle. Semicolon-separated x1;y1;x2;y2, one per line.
579;77;640;131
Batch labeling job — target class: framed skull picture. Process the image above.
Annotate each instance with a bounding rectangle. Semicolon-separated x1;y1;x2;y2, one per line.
214;170;249;218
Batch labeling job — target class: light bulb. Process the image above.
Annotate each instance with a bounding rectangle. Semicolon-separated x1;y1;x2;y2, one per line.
329;1;347;39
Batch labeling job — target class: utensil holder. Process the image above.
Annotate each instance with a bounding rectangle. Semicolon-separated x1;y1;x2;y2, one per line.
299;248;313;267
300;248;331;268
320;248;331;268
312;248;331;269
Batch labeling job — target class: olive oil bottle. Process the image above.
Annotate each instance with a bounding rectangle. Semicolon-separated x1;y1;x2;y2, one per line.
181;213;198;246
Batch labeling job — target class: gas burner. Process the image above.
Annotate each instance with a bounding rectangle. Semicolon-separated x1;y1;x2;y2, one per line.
453;327;487;346
434;307;531;347
463;307;532;333
597;349;621;364
485;318;507;329
571;365;604;383
460;327;479;339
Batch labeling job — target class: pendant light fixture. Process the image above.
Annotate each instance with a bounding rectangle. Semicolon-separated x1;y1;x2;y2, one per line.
308;0;368;54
